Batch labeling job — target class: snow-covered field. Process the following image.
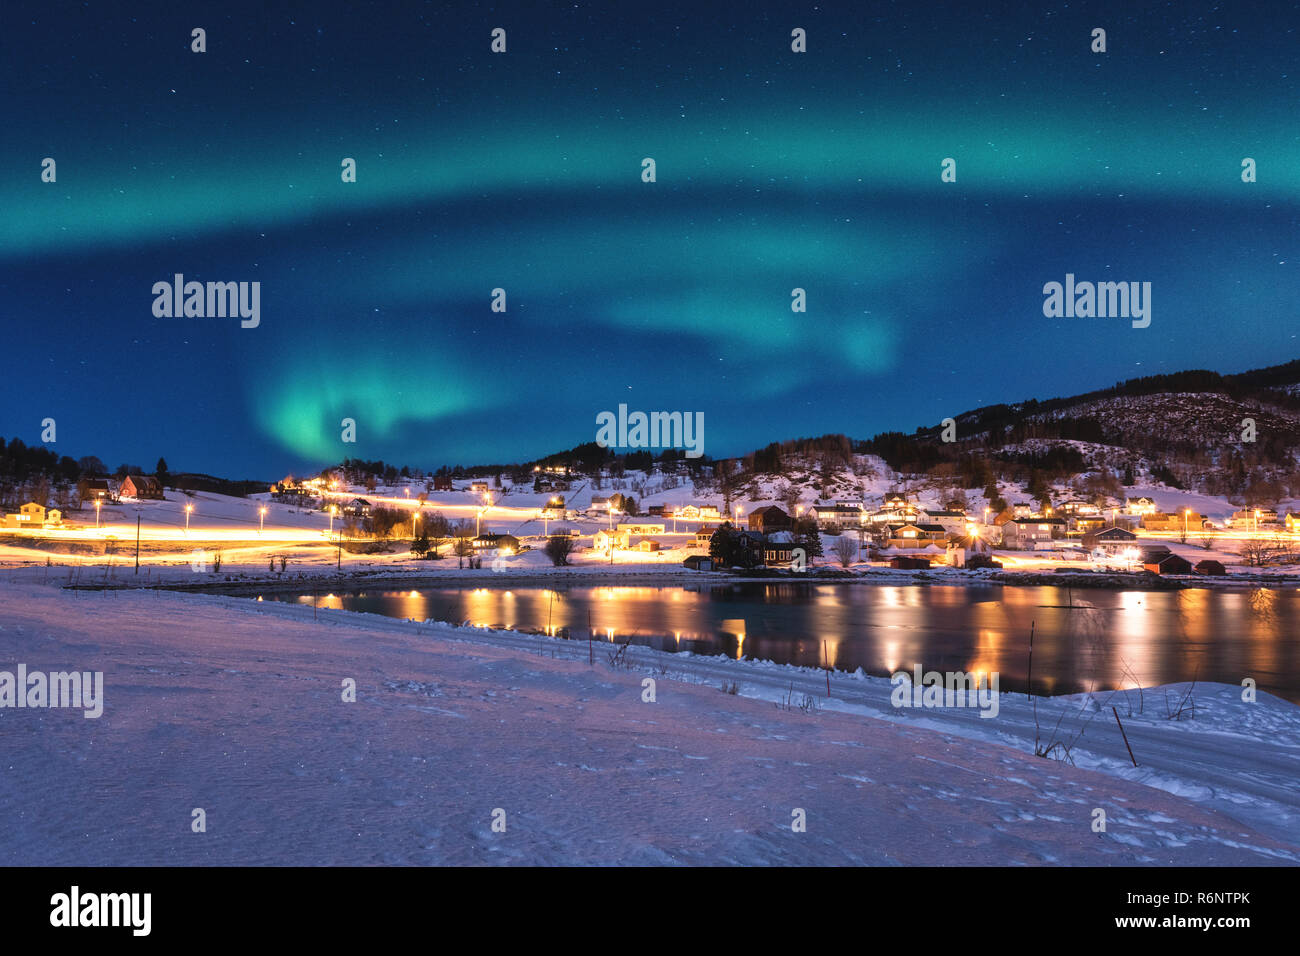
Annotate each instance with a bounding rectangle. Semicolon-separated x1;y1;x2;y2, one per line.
0;578;1296;865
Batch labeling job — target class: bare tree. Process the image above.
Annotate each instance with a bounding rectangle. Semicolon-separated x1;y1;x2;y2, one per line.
544;535;576;567
832;535;857;568
1238;536;1270;568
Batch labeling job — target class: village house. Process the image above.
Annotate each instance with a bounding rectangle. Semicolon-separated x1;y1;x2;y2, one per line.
594;528;628;552
760;539;796;567
1195;559;1227;575
682;555;716;571
868;506;919;525
882;494;908;511
1060;499;1102;516
1126;496;1157;516
588;495;611;513
1082;526;1138;552
433;476;453;491
342;497;371;518
889;556;931;570
747;505;791;534
471;533;520;555
618;520;665;536
921;509;968;535
694;526;716;549
533;476;570;493
3;502;62;529
1143;552;1194;575
1069;514;1108;534
1141;511;1205;533
1001;517;1067;549
81;478;113;503
885;523;947;549
812;504;864;531
120;475;164;499
1232;508;1280;528
541;497;566;518
1286;513;1300;533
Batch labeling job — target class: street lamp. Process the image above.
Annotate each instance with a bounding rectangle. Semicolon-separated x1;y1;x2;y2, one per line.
259;506;267;535
185;503;193;534
1183;508;1190;539
328;505;337;534
94;499;102;529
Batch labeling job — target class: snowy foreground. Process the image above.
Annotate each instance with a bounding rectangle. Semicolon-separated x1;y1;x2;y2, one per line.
1;579;1297;865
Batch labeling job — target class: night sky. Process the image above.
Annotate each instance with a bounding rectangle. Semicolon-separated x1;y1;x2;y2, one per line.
3;0;1299;478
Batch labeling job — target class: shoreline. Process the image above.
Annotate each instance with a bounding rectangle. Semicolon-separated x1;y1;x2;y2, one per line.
28;563;1300;594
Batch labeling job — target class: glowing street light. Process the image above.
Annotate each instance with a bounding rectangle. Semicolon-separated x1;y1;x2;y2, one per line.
259;506;267;534
328;504;337;534
94;499;102;528
185;503;193;534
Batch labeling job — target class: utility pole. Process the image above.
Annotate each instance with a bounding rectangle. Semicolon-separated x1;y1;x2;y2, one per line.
134;514;141;573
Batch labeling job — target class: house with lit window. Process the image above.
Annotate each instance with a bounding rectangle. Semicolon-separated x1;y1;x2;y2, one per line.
1001;517;1067;549
471;533;519;555
342;497;372;518
120;475;164;499
3;502;60;529
885;523;947;549
618;520;665;536
1141;511;1205;532
1082;526;1138;553
812;504;864;531
921;509;968;535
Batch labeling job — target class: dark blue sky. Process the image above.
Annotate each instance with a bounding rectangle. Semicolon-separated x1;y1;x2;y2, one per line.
3;0;1298;477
